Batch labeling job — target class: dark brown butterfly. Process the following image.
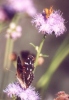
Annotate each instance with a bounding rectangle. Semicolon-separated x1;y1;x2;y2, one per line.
16;55;35;89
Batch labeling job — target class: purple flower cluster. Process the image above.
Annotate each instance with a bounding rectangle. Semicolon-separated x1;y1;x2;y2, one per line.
3;82;40;100
32;10;66;37
5;22;22;40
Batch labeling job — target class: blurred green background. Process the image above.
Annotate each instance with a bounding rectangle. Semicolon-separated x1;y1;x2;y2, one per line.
0;0;69;100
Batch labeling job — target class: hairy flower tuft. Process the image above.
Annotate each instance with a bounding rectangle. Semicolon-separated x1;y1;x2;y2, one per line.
32;8;66;37
3;82;40;100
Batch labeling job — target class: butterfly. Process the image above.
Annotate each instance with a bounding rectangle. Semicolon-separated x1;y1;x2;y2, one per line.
16;55;35;89
42;6;53;19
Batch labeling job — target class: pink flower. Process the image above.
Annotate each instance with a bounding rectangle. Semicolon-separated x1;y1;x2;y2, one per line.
32;7;66;37
3;82;40;100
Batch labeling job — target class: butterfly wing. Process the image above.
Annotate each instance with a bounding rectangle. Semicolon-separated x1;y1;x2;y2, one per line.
17;56;23;74
16;55;34;89
16;56;26;88
25;72;34;88
23;55;34;88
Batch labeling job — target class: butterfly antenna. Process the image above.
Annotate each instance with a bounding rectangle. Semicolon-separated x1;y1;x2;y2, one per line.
6;67;15;74
0;68;15;74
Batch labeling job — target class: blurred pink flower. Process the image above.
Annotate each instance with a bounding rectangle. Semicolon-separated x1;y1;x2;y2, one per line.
8;0;37;17
0;7;7;22
0;5;16;22
5;23;22;40
32;9;66;37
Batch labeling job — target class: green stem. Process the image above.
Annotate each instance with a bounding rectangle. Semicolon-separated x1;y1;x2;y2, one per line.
13;61;17;68
12;95;17;100
4;38;11;68
7;39;14;69
34;35;46;68
3;13;20;69
37;44;69;89
0;23;3;33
